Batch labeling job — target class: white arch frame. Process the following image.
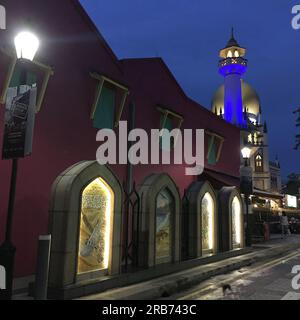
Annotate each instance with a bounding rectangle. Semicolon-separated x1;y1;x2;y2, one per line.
218;187;245;251
185;181;218;258
48;161;123;288
137;173;181;267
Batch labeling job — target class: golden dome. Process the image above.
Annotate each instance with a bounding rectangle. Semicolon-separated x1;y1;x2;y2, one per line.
211;81;261;116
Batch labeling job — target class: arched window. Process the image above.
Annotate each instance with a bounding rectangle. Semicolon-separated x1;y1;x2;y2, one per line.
218;187;244;252
184;181;217;259
227;50;233;58
255;153;263;172
201;192;215;253
232;196;242;248
137;173;180;267
155;189;174;262
78;177;114;274
49;161;123;291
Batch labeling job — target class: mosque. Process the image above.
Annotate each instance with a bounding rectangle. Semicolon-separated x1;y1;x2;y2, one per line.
211;30;283;216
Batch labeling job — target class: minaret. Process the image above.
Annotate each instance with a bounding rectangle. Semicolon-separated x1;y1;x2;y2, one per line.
219;29;247;126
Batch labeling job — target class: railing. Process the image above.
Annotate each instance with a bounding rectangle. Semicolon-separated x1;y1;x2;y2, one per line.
243;140;265;147
219;57;248;68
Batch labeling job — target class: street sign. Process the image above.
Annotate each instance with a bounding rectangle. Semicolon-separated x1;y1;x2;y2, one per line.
2;86;37;159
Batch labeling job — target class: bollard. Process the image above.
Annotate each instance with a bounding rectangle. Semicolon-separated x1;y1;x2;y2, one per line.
34;235;51;300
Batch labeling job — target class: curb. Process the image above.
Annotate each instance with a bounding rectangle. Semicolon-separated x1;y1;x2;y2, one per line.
85;257;255;300
82;242;300;300
122;258;255;300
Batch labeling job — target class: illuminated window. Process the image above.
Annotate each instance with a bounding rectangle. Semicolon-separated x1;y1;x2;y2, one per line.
227;50;233;58
77;177;114;274
232;196;242;248
155;189;174;262
248;132;258;144
234;50;240;57
249;117;257;125
201;192;215;253
255;153;263;172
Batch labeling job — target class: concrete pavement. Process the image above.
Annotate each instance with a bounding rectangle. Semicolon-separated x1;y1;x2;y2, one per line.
78;235;300;300
169;247;300;300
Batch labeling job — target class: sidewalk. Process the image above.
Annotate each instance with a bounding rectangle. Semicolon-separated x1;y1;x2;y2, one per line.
79;235;300;300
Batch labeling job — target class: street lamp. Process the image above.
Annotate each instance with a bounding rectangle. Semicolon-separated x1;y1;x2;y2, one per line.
241;147;251;165
14;31;39;61
240;147;253;247
0;30;39;300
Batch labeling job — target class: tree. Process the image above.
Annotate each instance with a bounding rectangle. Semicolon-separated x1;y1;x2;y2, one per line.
294;108;300;150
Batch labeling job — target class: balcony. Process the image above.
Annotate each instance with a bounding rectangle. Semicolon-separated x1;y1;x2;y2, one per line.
219;57;248;68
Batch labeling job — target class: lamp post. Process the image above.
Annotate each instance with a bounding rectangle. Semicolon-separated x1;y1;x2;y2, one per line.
0;30;39;300
240;147;253;247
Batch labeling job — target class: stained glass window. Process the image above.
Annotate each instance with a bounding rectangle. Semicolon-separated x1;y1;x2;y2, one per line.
77;178;114;274
232;196;242;248
201;192;215;252
155;189;174;261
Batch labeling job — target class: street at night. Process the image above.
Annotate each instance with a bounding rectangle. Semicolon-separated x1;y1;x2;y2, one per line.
164;237;300;301
0;0;300;311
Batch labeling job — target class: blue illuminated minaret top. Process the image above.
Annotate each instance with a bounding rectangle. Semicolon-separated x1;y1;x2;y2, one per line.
219;29;248;126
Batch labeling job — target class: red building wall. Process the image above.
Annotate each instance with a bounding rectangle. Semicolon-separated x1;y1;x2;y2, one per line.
0;0;240;278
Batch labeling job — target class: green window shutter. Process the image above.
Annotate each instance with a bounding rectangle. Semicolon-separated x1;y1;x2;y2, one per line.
93;86;115;129
208;136;217;165
160;115;173;151
164;116;173;131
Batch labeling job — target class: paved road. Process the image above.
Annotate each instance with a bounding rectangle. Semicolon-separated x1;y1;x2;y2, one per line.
163;250;300;300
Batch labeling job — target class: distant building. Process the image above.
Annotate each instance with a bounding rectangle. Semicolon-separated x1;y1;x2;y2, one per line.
270;159;282;193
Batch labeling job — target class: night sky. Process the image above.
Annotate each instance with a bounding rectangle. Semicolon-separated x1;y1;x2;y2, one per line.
80;0;300;179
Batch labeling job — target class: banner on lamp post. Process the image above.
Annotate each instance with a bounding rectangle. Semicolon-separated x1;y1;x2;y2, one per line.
2;86;37;159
